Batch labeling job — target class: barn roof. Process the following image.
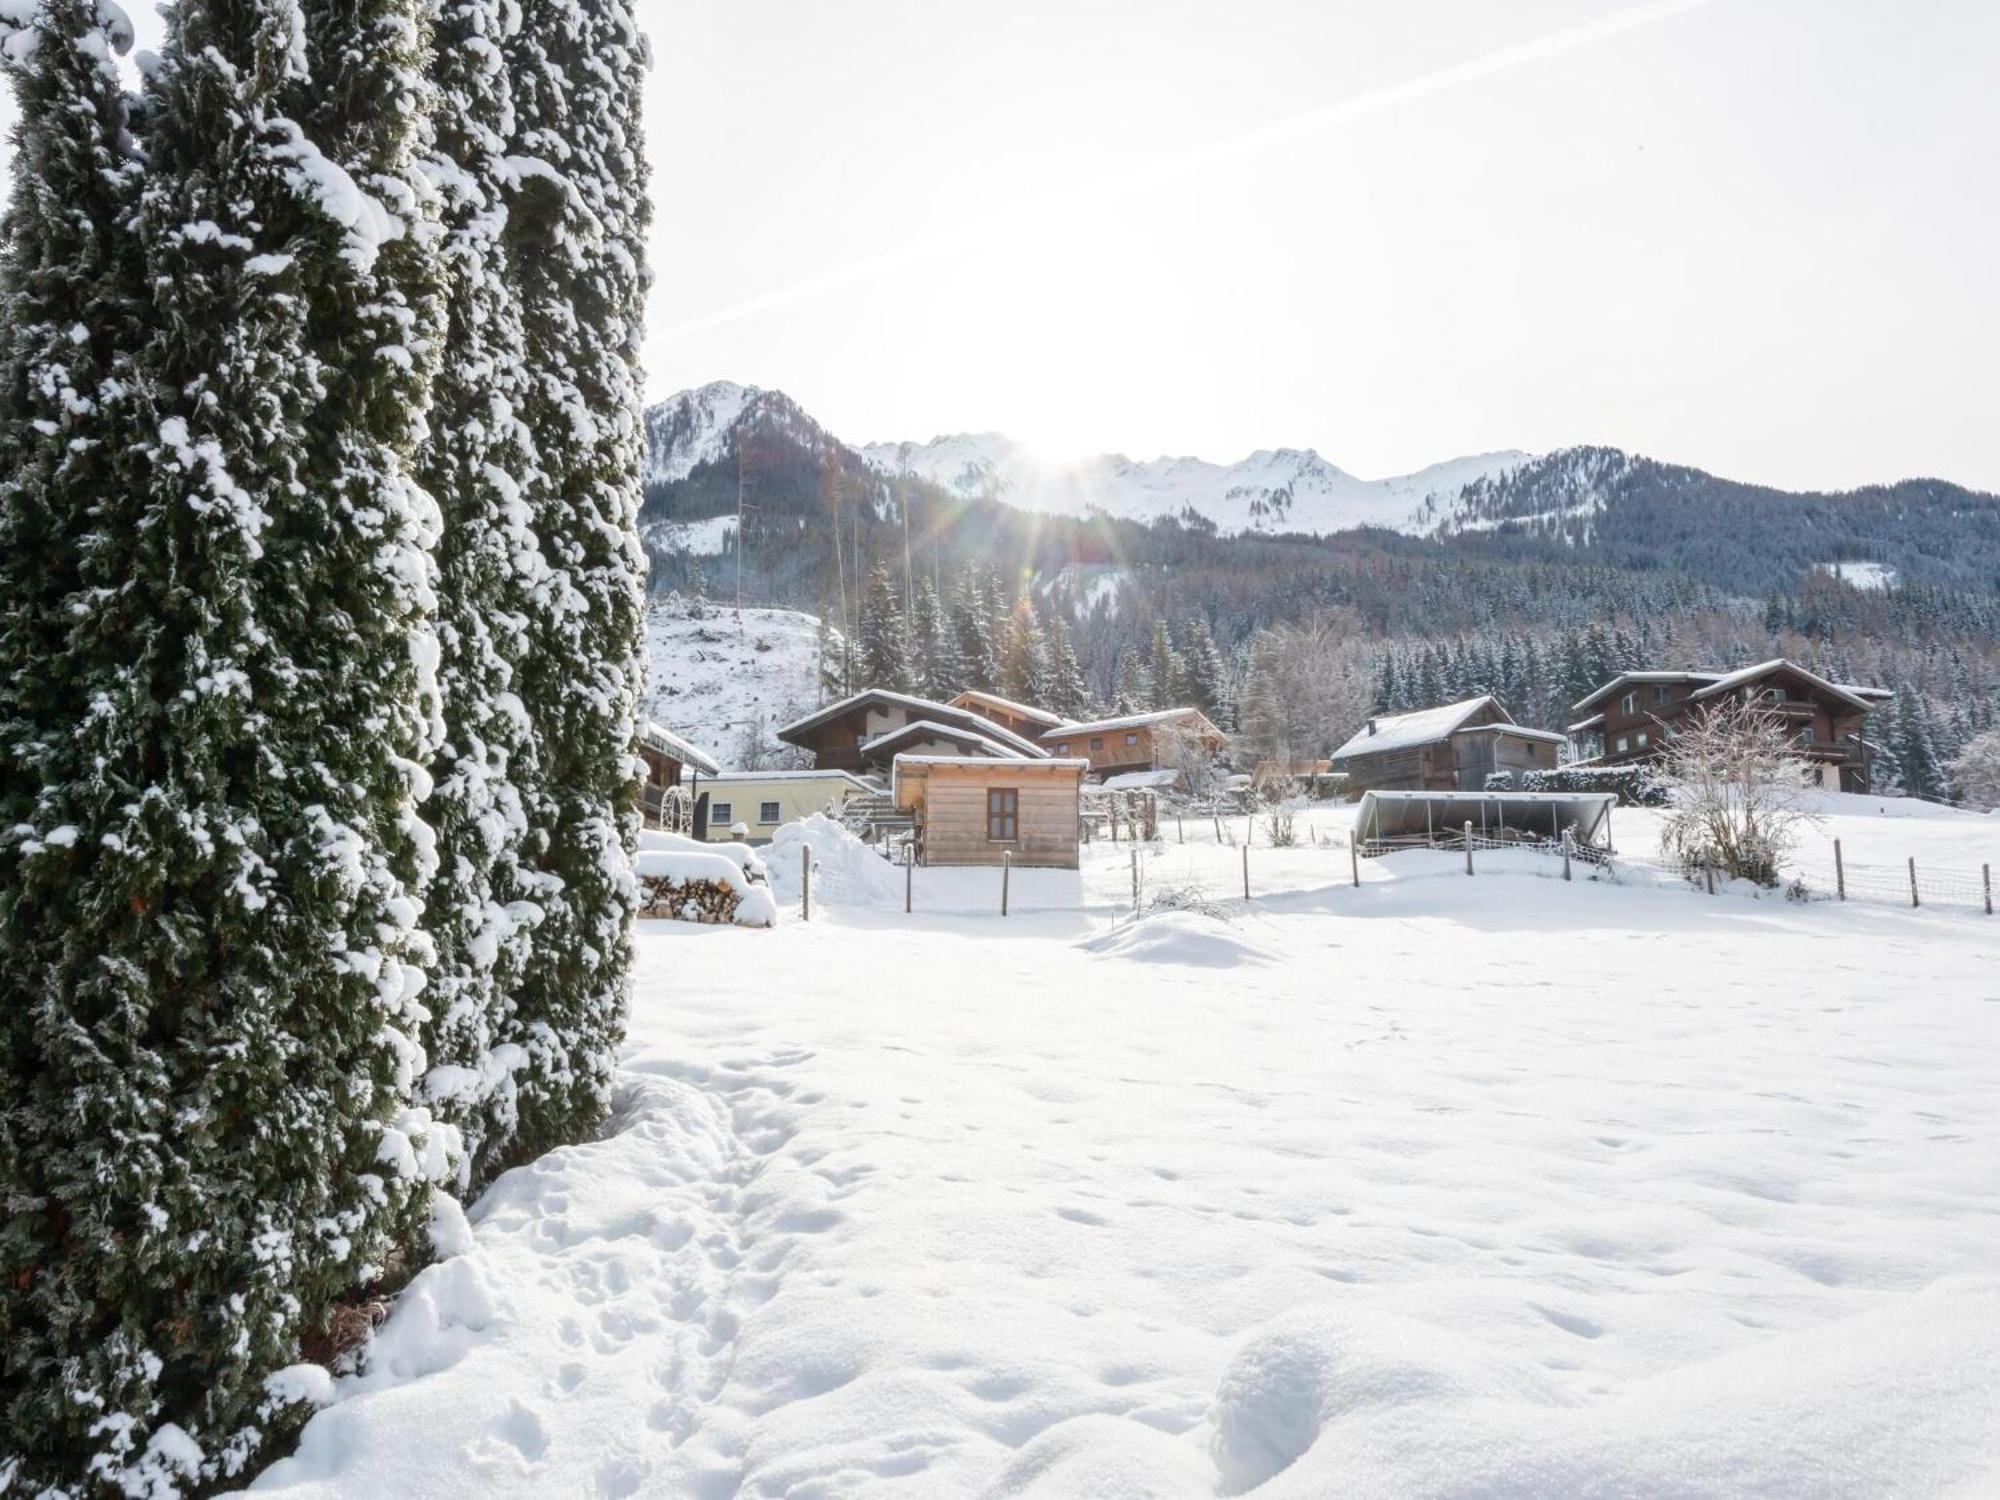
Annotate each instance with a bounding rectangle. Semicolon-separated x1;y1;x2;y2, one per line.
1330;696;1508;761
638;720;721;777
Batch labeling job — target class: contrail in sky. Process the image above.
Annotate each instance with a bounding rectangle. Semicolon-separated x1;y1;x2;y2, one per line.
658;0;1723;342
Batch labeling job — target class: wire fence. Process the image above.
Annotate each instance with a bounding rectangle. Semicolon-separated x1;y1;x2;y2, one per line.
1814;843;1995;913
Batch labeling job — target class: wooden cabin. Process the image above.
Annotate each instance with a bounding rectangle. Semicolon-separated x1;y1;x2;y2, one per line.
947;689;1073;743
777;689;1046;774
1330;696;1560;794
1040;707;1228;779
893;755;1087;869
1568;659;1889;792
636;720;720;828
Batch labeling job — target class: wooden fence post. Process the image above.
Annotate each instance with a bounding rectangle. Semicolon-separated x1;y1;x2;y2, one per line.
1984;863;1992;916
1834;838;1845;900
1002;849;1011;917
1130;847;1140;913
1350;836;1360;888
801;844;811;922
1703;863;1715;896
905;847;912;915
1464;821;1473;876
1242;843;1250;901
1562;831;1572;883
1177;815;1184;845
1908;856;1919;909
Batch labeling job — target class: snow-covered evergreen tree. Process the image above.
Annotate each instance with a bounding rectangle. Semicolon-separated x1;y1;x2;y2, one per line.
1044;611;1089;719
505;0;651;1161
999;599;1049;706
858;562;913;692
0;1;153;1480
910;576;958;699
1177;615;1226;722
1146;621;1183;710
419;0;544;1189
0;0;454;1484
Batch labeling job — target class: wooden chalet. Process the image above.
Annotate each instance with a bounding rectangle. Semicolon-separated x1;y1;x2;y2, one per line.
776;690;1047;775
947;689;1073;743
893;755;1087;869
1330;696;1561;794
1567;659;1891;792
636;720;720;829
1040;707;1227;780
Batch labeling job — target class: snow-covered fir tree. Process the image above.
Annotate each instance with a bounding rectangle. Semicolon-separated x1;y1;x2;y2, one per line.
505;0;651;1162
909;576;959;699
857;562;913;692
1043;611;1090;719
418;0;545;1190
1145;620;1183;710
999;599;1049;706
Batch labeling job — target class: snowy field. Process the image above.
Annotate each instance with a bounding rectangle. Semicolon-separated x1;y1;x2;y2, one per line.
251;796;2000;1498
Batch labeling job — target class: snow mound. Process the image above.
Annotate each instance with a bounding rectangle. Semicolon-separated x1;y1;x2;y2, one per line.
766;814;904;909
1079;910;1276;968
985;1414;1213;1497
633;848;777;927
637;827;767;883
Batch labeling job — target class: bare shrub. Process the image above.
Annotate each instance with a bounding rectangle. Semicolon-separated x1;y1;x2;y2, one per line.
1657;698;1822;887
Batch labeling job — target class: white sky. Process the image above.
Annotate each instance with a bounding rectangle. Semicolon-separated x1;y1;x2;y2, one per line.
11;1;1993;490
643;0;2000;491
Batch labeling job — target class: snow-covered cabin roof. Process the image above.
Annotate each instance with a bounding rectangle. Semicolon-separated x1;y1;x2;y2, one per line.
777;689;1047;758
861;719;1040;761
1453;723;1567;744
893;755;1089;769
1330;696;1509;762
948;689;1072;730
1040;707;1222;740
700;768;874;789
1685;659;1880;713
638;720;721;777
1566;713;1606;735
1570;671;1725;714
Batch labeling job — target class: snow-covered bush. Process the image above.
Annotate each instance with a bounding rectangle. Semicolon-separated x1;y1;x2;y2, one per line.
1484;770;1516;791
1656;700;1820;887
1523;765;1668;807
1948;729;2000;810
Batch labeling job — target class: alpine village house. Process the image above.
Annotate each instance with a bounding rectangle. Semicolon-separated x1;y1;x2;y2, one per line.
1567;659;1891;792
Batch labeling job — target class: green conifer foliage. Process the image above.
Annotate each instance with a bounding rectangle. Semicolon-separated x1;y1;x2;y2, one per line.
418;0;544;1191
505;0;651;1161
0;0;453;1482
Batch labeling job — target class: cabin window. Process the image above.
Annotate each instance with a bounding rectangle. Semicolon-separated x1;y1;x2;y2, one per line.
1636;732;1649;748
1090;737;1104;752
1652;684;1671;704
1124;732;1139;746
1620;691;1638;716
1797;726;1814;746
758;801;781;824
986;788;1019;842
710;802;733;824
1056;741;1070;754
1614;735;1629;754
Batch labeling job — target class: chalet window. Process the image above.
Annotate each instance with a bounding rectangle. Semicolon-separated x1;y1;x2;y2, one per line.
1614;735;1629;754
711;802;733;824
986;788;1019;842
1056;741;1070;754
1652;684;1671;704
1090;737;1104;752
1621;691;1638;716
758;801;781;824
1797;726;1814;746
1636;732;1649;748
1124;732;1139;746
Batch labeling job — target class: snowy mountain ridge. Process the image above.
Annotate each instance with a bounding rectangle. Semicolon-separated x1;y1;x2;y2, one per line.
646;381;1530;538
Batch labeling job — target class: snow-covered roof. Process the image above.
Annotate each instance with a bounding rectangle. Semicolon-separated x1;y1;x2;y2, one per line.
1100;769;1183;790
861;719;1036;761
1570;671;1724;714
1567;713;1606;734
702;769;873;789
1354;789;1617;845
638;720;721;777
1686;659;1880;713
948;689;1072;730
1330;696;1507;761
1454;723;1567;744
893;754;1088;773
1041;707;1220;740
777;689;1047;758
1837;684;1896;702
